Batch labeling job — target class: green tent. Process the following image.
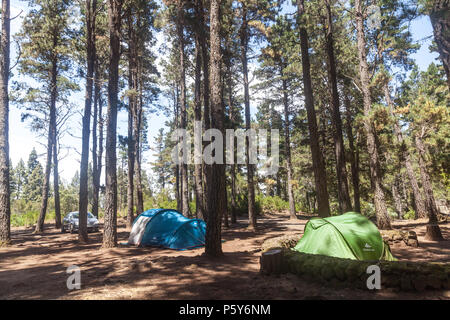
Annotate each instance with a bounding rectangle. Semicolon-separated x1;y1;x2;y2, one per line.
293;212;396;261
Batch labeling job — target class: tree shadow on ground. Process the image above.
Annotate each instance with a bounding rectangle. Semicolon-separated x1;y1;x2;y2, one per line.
1;216;449;300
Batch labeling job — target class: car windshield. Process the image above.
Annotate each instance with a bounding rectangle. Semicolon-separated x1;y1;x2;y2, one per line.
70;213;95;219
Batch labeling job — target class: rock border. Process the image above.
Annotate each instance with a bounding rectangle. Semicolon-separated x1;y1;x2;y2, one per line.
260;235;450;291
380;230;419;247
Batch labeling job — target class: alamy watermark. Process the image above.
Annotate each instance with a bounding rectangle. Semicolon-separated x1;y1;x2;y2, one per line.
171;121;280;176
366;265;381;290
66;265;81;290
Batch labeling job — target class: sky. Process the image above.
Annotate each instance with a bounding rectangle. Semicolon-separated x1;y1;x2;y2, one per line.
8;0;440;183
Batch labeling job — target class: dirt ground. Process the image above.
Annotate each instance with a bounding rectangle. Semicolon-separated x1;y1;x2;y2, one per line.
0;212;449;300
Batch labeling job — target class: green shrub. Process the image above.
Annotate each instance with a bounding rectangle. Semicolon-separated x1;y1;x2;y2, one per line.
403;209;415;220
387;207;399;219
360;201;375;218
11;211;38;227
143;191;177;211
255;195;289;213
10;209;57;228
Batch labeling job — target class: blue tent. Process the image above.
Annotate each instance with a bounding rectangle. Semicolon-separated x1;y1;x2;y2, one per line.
127;208;206;250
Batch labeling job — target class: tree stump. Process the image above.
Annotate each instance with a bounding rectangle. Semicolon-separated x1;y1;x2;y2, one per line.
260;249;283;275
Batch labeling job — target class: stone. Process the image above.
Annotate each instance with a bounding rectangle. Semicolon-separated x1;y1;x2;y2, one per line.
407;239;419;247
412;276;427;291
320;265;335;281
334;264;347;281
407;231;418;239
426;275;442;290
393;234;403;241
444;278;450;290
345;263;360;281
259;246;450;292
380;232;394;241
261;234;300;252
400;275;413;291
382;274;400;288
139;261;152;272
126;260;139;271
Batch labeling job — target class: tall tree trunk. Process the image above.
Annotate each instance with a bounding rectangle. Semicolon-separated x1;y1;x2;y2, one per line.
103;0;123;248
281;71;297;219
174;91;182;213
429;0;450;89
35;54;57;233
79;0;97;243
126;9;136;228
201;57;210;216
176;3;190;217
354;0;391;229
92;57;100;218
400;171;410;214
193;34;205;220
344;92;361;213
415;131;444;240
0;0;11;245
227;54;237;224
134;92;144;215
198;0;210;214
383;83;427;219
53;138;61;228
276;171;281;197
127;104;135;228
297;0;330;217
392;175;403;218
306;190;310;213
205;0;225;257
95;86;104;218
324;0;352;213
223;180;229;228
240;5;257;229
175;164;181;210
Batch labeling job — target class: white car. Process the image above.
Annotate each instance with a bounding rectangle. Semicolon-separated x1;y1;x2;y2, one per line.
61;211;100;233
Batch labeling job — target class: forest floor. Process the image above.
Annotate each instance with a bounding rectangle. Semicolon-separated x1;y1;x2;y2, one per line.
0;211;449;300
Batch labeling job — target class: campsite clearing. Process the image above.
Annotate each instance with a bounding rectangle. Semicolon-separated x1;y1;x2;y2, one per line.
0;212;449;300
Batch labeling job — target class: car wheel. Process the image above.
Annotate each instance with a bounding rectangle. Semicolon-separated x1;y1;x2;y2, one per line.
61;226;66;233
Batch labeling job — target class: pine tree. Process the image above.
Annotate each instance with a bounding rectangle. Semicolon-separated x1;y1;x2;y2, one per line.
24;163;44;202
78;0;98;243
237;0;278;228
103;0;124;248
322;0;352;213
192;0;205;221
296;0;330;218
354;0;391;229
401;63;448;240
423;0;450;88
91;5;109;219
11;159;26;200
205;0;225;257
124;0;159;227
256;15;298;219
0;0;11;245
15;0;77;233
